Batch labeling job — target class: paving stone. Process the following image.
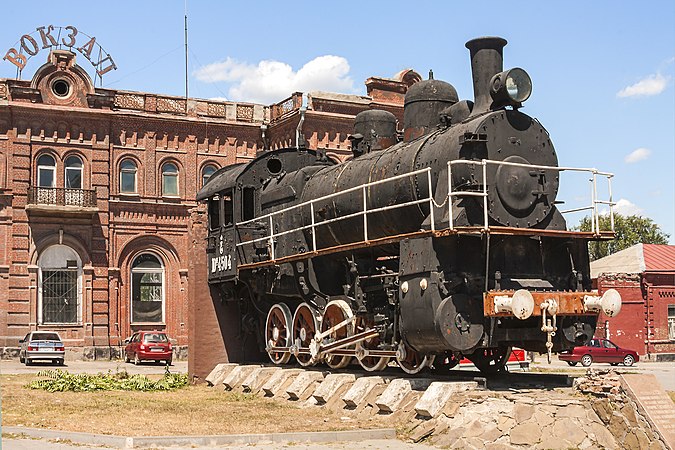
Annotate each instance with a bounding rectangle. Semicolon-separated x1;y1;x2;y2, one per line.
607;411;629;441
409;419;436;443
342;376;385;408
556;404;587;419
592;398;613;424
240;367;281;393
528;409;554;428
512;402;535;422
497;416;516;433
414;381;478;418
485;441;519;450
286;371;325;400
509;422;542;446
635;429;652;450
551;417;586;447
205;363;237;386
375;378;433;413
589;422;618;449
222;365;261;390
442;401;462;418
261;368;302;397
312;373;356;404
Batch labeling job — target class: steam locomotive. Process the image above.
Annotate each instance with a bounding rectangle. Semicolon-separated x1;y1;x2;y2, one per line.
197;37;622;374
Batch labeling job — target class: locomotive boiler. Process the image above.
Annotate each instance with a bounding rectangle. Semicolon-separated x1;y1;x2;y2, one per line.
197;37;622;374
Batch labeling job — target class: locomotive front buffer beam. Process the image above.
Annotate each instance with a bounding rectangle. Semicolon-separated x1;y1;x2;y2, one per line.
485;288;622;361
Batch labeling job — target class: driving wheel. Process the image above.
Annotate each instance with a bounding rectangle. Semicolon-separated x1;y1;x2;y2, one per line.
396;341;435;375
468;346;511;375
291;303;321;367
320;300;354;369
265;303;292;364
354;316;390;372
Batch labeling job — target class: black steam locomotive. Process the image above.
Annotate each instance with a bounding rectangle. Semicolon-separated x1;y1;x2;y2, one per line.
197;37;622;374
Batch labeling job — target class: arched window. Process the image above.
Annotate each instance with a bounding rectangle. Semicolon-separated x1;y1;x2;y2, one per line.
65;155;83;189
162;162;179;196
131;253;164;323
37;154;56;188
38;244;82;324
202;164;217;187
120;159;137;194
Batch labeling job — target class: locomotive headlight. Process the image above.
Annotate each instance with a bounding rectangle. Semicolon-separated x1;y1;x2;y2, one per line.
490;68;532;107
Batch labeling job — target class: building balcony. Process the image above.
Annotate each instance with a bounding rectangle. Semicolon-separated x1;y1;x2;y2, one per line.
26;187;99;216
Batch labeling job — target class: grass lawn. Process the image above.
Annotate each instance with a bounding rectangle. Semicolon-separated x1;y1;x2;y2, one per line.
1;374;387;436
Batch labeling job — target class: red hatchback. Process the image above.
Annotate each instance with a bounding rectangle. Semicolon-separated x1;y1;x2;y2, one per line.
124;331;173;365
559;338;639;367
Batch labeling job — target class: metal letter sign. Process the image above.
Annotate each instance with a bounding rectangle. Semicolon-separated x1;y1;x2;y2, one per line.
3;25;117;81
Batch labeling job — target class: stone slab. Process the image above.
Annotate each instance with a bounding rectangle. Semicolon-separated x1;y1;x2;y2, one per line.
222;365;261;391
241;367;282;393
343;376;386;408
375;378;433;413
313;373;357;404
261;368;303;397
205;363;237;386
414;381;478;418
286;371;326;400
620;373;675;448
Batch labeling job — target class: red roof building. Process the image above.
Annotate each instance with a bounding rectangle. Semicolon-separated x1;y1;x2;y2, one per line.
591;244;675;360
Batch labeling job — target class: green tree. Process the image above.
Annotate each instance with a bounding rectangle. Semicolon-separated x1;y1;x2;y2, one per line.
577;214;670;261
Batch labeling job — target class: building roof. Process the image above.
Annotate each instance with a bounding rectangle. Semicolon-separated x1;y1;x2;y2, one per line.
590;244;675;278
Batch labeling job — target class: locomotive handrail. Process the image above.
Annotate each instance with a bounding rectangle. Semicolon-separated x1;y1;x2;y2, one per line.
446;159;615;235
235;167;436;255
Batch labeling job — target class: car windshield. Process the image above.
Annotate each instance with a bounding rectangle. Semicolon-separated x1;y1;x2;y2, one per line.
31;332;60;341
143;333;168;343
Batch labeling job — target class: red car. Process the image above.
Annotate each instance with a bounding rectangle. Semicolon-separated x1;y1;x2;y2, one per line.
559;338;639;367
124;331;173;365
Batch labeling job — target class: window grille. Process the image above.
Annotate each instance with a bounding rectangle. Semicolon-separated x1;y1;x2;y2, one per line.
42;269;78;323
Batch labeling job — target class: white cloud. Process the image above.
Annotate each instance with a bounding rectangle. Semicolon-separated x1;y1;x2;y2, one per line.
193;55;357;104
612;198;643;216
624;147;651;163
617;73;669;98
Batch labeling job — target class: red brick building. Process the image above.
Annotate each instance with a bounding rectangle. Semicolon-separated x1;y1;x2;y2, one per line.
0;50;416;359
591;244;675;360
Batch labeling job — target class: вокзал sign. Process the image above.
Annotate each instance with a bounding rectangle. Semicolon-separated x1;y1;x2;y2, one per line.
3;25;117;77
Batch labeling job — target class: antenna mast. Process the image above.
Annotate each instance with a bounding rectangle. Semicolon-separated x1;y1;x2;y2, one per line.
184;0;189;100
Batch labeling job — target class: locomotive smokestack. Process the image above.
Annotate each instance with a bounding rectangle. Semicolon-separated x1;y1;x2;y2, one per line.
465;36;507;115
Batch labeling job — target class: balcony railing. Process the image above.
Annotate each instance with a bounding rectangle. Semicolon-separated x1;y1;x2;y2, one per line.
27;187;97;208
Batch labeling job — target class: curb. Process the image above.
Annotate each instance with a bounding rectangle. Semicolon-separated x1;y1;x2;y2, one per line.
3;426;397;448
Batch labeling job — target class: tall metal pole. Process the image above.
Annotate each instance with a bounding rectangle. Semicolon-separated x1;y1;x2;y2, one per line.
184;0;189;100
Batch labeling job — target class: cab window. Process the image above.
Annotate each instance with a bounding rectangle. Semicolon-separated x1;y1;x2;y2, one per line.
209;196;221;230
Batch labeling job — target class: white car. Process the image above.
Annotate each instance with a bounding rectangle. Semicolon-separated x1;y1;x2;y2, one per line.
19;331;65;365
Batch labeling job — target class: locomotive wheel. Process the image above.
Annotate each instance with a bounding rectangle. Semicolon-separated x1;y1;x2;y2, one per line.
265;303;292;364
292;303;321;367
467;346;511;375
320;300;354;369
396;341;435;375
433;352;461;373
354;316;390;372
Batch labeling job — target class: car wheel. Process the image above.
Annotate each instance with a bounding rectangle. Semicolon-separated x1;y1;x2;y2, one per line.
58;359;65;366
566;361;578;366
623;355;635;367
166;358;172;366
133;354;140;365
581;354;593;367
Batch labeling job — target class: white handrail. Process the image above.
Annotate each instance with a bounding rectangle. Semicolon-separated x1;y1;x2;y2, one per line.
235;167;434;253
446;159;615;234
233;158;616;261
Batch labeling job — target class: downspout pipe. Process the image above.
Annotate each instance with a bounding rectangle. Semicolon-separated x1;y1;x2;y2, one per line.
295;94;307;149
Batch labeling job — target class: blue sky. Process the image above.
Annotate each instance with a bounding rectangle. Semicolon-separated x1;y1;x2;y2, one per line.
2;1;674;241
